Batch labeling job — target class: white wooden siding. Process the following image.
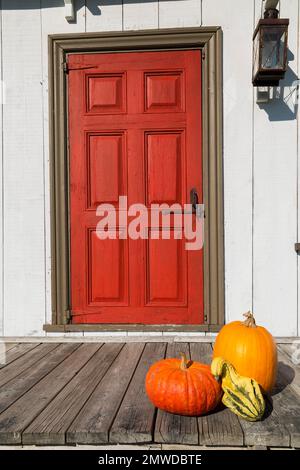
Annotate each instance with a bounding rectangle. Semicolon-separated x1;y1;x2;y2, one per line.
252;0;298;335
298;0;300;338
202;0;254;327
0;4;3;335
0;0;299;336
123;0;159;30
86;0;123;32
41;0;86;327
2;1;45;336
158;0;201;28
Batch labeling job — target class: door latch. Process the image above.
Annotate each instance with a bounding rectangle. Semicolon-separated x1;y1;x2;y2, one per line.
190;188;199;214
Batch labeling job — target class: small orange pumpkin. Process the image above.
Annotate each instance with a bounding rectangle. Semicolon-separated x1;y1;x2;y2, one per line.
213;311;277;394
145;353;222;416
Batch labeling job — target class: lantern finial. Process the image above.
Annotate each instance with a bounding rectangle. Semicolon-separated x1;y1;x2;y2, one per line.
264;1;279;19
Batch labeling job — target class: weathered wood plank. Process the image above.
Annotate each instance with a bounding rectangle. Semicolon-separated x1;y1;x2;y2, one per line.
0;343;59;388
235;343;299;447
154;343;198;445
189;342;213;364
67;342;146;444
279;343;299;363
278;343;294;360
277;345;300;397
109;343;166;444
270;363;300;448
0;343;19;363
0;343;79;416
0;343;39;369
239;356;300;448
0;344;102;444
199;407;245;447
190;342;244;446
23;343;123;445
238;399;290;448
0;343;18;352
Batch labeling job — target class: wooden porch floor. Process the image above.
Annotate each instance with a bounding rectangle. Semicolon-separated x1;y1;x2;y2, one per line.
0;341;299;448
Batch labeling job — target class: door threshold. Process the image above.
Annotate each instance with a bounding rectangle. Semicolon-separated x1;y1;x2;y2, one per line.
43;324;222;333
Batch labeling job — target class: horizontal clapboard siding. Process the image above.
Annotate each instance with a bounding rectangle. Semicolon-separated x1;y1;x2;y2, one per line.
0;0;298;336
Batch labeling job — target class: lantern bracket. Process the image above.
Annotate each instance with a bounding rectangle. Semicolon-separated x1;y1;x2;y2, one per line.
256;87;271;104
64;0;75;22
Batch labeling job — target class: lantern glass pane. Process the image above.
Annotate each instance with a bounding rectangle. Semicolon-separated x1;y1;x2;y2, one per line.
261;26;286;70
253;31;260;77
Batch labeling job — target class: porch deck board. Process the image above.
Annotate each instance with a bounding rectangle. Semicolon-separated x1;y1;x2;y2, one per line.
238;398;290;447
0;343;92;444
0;343;19;357
0;342;39;369
22;343;124;446
277;345;300;398
0;343;79;416
0;343;59;388
154;343;198;445
67;343;145;445
268;350;300;448
110;343;166;444
190;343;244;446
0;342;298;448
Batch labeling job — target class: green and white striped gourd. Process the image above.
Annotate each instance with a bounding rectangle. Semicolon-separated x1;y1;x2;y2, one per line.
211;357;265;422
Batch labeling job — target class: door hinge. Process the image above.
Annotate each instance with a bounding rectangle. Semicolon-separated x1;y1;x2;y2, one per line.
202;51;206;60
65;309;72;323
63;61;69;74
295;243;300;253
63;62;96;74
204;315;208;322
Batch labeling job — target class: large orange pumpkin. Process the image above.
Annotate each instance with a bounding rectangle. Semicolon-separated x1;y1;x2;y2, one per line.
145;354;222;416
213;312;277;394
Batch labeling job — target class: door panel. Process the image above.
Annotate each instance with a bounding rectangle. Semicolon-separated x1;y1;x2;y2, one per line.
145;71;184;112
69;50;203;324
87;133;126;207
88;230;128;306
87;73;126;114
146;131;184;206
146;234;187;306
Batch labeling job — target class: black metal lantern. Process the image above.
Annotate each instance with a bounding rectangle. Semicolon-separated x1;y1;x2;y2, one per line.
253;6;289;86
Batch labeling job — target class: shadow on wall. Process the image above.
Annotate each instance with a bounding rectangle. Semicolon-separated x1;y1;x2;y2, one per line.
0;0;186;12
87;0;186;16
258;50;299;122
1;0;193;25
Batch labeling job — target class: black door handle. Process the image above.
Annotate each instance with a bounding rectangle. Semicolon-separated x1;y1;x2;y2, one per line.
190;188;199;214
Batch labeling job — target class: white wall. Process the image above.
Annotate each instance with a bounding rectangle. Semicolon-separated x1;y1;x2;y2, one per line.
0;0;299;337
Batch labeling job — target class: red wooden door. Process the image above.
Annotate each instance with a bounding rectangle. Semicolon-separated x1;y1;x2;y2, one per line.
69;50;203;324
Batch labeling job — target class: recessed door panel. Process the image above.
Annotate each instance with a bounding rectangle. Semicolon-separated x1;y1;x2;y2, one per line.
88;229;128;305
146;233;187;306
146;131;184;206
87;133;125;207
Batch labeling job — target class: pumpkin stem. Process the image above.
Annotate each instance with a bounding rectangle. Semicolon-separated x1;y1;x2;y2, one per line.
243;311;257;328
180;353;189;370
